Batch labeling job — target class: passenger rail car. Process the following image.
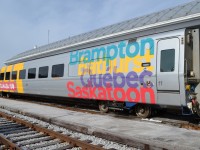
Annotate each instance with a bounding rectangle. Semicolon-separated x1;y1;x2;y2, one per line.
1;1;200;118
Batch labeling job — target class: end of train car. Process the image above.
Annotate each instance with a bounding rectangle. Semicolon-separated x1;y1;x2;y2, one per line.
184;28;200;117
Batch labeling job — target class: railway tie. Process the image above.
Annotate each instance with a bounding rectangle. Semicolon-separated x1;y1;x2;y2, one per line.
0;111;105;150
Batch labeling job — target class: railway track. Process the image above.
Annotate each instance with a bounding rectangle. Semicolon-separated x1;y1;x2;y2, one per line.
0;109;137;150
0;112;110;150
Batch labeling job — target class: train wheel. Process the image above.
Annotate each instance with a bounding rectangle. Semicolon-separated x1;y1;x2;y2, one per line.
6;93;11;98
0;92;2;97
135;104;151;118
99;101;109;113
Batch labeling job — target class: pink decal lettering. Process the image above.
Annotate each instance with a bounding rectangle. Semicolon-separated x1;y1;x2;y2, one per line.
0;82;17;91
66;81;75;97
126;88;140;103
140;87;155;104
114;88;126;101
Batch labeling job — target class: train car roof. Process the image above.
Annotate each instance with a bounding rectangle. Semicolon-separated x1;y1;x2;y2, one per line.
5;0;200;65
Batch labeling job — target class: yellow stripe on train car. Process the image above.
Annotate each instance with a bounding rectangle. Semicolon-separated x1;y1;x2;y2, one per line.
13;63;24;93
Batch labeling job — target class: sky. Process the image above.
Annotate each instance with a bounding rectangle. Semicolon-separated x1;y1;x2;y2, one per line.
0;0;194;67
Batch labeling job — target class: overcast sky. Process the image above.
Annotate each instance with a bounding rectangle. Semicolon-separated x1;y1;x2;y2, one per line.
0;0;193;67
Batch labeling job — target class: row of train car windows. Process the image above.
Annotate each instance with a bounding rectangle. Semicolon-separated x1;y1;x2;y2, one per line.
0;64;64;80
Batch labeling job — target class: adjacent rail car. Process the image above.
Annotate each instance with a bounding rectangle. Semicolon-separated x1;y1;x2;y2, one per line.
1;1;200;117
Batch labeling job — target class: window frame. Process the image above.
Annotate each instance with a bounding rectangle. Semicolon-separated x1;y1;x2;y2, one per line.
5;72;11;80
160;49;175;73
11;71;17;80
51;64;64;78
38;66;49;79
19;69;26;79
0;73;4;81
28;68;36;79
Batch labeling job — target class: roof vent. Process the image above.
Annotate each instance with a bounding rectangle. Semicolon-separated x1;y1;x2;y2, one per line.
128;38;137;44
34;45;38;49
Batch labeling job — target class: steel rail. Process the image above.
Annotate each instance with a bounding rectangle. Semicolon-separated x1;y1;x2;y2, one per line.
0;134;21;150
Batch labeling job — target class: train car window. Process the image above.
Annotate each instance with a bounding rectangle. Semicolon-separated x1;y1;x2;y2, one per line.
28;68;36;79
5;72;10;80
11;71;17;80
160;49;175;72
0;73;4;80
52;64;64;78
39;66;48;78
19;69;26;79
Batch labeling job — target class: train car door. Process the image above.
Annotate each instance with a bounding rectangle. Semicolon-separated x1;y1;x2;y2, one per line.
156;37;180;105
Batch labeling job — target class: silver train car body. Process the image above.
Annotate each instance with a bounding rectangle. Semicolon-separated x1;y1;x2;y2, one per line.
1;1;200;117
